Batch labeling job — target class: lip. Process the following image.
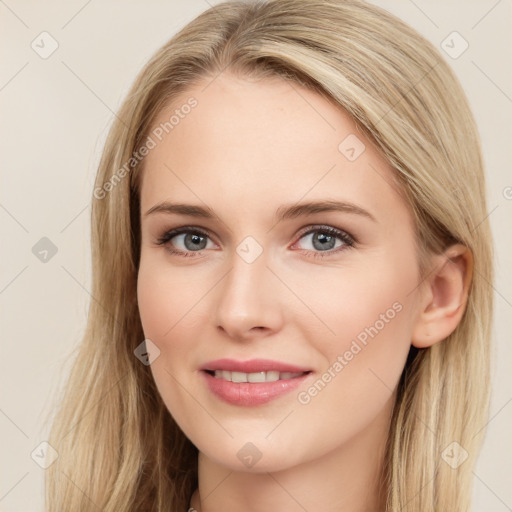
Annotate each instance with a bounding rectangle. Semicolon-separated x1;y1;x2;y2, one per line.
200;358;312;374
200;358;313;406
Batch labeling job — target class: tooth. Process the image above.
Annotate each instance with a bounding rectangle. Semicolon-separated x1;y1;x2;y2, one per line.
265;371;280;382
231;371;248;383
248;371;266;383
211;370;305;382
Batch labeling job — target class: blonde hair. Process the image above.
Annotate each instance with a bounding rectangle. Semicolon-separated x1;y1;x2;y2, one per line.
45;1;494;510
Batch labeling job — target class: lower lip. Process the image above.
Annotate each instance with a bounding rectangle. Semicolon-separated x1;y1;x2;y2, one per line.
201;371;311;406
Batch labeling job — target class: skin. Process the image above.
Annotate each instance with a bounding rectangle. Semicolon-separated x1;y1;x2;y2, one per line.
136;72;472;512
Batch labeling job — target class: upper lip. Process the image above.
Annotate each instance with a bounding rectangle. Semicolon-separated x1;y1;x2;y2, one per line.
201;358;312;374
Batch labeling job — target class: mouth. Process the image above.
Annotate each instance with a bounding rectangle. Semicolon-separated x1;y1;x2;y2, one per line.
204;369;311;383
199;359;313;406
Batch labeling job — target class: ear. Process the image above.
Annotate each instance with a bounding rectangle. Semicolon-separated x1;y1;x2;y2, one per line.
411;244;473;348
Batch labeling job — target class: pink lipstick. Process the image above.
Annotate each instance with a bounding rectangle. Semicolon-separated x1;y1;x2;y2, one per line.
200;358;312;406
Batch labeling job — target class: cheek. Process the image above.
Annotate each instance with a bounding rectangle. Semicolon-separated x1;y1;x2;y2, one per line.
136;255;216;388
300;249;417;405
286;264;416;457
322;272;413;361
136;259;202;424
137;255;209;345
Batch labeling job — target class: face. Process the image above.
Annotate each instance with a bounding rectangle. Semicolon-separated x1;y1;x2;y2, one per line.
137;72;423;473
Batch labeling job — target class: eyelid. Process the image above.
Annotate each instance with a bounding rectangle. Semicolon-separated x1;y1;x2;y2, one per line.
155;225;217;247
293;224;355;244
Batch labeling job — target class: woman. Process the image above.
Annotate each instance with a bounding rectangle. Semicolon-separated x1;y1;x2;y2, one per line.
45;1;494;511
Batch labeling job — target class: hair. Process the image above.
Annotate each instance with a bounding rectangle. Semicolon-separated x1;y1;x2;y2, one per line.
44;0;494;510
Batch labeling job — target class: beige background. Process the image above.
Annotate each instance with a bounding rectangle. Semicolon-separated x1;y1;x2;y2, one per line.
0;1;510;510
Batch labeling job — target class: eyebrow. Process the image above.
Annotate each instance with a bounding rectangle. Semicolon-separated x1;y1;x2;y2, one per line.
144;199;377;223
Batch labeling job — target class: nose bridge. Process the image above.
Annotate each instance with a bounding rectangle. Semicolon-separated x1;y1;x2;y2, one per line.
214;244;282;338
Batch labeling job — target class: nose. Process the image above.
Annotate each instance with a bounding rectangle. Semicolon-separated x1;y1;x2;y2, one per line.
213;248;284;341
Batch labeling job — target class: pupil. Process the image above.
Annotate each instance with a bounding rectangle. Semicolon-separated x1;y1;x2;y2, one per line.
313;233;335;251
186;233;206;250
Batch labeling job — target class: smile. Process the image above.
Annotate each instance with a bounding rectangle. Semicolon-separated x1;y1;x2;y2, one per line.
200;359;313;406
208;370;307;383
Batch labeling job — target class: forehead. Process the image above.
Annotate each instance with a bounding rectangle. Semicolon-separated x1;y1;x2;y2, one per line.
139;72;408;225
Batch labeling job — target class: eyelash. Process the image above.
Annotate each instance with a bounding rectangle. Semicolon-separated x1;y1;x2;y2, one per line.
155;225;356;260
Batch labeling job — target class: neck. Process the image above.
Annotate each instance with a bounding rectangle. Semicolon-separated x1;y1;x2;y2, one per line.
190;395;393;512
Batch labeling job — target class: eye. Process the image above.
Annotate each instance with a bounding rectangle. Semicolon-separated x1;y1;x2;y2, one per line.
156;227;215;258
155;224;355;259
292;225;355;259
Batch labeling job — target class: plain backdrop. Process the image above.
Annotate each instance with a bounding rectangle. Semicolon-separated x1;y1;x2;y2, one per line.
0;1;511;510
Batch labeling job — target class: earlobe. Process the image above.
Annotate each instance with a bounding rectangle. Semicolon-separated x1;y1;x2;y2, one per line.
411;244;473;349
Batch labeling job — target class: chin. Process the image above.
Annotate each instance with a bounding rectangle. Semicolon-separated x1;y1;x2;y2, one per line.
194;433;317;474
